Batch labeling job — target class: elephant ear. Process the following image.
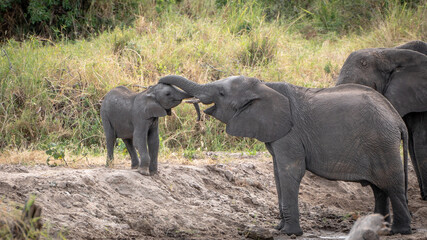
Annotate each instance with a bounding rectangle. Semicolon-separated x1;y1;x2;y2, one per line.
383;49;427;116
141;95;167;119
226;83;293;143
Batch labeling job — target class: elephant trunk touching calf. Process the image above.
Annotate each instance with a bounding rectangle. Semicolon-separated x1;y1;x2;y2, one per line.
100;81;198;175
159;75;412;236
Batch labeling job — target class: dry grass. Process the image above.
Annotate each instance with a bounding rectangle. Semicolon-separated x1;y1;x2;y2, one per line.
0;0;426;160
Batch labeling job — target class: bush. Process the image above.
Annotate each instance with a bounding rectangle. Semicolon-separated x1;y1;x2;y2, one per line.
0;0;154;41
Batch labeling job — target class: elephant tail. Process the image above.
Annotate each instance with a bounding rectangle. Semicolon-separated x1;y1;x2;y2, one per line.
400;124;409;202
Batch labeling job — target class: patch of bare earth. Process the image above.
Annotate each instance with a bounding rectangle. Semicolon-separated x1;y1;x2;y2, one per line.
0;152;426;239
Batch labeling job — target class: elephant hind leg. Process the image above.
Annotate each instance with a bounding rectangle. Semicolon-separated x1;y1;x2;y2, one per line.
123;139;139;169
386;187;412;235
370;184;390;222
404;112;427;200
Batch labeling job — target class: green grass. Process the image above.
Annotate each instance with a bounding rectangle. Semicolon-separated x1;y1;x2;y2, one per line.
0;0;426;158
0;195;60;239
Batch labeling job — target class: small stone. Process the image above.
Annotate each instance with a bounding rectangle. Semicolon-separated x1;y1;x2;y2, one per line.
243;225;274;240
224;170;234;182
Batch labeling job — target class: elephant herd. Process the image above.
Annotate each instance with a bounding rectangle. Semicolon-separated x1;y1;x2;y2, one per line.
100;41;427;236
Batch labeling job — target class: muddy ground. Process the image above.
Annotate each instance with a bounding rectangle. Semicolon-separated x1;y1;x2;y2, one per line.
0;152;426;240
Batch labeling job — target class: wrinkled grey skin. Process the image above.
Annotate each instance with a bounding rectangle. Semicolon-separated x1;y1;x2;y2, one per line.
346;214;390;240
159;75;412;236
100;82;193;175
336;40;427;200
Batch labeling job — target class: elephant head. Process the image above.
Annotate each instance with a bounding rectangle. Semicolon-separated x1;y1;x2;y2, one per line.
336;44;427;116
148;82;193;116
158;75;292;142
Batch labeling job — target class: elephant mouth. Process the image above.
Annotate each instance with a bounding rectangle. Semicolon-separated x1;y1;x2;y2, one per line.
204;104;216;116
185;98;215;114
184;97;216;119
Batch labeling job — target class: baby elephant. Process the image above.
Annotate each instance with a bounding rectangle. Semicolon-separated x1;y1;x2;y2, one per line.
100;82;195;175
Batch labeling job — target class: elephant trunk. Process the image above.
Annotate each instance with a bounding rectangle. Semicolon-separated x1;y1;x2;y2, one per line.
175;88;193;100
158;75;212;104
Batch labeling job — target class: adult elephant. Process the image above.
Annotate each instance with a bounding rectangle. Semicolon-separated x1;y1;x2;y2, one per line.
159;75;412;236
336;40;427;200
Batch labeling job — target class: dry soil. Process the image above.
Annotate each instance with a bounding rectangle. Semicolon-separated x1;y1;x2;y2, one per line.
0;152;426;239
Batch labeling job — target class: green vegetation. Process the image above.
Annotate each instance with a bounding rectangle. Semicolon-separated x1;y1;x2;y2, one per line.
0;195;56;239
0;0;426;157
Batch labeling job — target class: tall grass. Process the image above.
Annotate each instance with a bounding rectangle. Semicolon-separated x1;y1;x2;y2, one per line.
0;0;426;158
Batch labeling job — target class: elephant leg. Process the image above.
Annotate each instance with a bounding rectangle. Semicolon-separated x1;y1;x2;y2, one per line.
270;137;306;236
123;139;139;169
147;126;159;175
102;119;116;167
387;186;412;235
275;159;305;236
370;184;390;223
133;127;150;176
404;112;427;200
265;143;284;230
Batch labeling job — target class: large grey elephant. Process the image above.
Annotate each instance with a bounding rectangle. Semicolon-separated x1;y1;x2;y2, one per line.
158;75;412;236
336;40;427;200
100;81;197;175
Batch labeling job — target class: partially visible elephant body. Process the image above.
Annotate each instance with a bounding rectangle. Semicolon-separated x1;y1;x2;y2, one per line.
100;83;192;175
397;40;427;55
336;40;427;200
158;75;412;236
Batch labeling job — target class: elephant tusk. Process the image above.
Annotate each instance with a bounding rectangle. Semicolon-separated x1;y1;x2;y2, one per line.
184;98;201;104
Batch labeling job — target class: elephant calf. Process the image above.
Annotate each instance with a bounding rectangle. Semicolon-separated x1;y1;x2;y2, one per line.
100;81;196;175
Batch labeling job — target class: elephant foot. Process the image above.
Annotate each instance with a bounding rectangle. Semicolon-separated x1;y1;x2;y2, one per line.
106;159;114;168
391;225;412;235
279;223;303;236
280;228;303;236
274;219;285;230
149;170;158;176
131;165;138;169
422;192;427;201
137;167;150;176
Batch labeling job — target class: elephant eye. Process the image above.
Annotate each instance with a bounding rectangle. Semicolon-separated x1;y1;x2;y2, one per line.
166;92;171;96
219;91;225;96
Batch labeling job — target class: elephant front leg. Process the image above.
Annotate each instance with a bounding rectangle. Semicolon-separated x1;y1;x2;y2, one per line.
148;126;160;175
276;170;304;236
270;138;306;236
265;143;285;230
133;127;151;176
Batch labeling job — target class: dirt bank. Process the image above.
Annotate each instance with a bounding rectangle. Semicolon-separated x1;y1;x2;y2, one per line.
0;153;426;239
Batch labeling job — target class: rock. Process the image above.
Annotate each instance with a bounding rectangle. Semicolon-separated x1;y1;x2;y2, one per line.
242;225;274;240
346;214;390;240
224;170;234;182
